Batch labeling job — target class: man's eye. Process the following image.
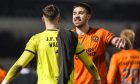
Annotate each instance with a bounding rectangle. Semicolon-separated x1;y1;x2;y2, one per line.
73;12;76;15
80;12;84;14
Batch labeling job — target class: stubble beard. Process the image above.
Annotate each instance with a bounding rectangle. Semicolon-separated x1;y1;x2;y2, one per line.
75;22;86;29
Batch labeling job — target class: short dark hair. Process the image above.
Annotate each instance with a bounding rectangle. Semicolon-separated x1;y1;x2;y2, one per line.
43;4;60;21
73;2;92;14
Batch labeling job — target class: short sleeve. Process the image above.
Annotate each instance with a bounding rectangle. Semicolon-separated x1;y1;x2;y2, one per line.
102;29;114;44
25;35;37;54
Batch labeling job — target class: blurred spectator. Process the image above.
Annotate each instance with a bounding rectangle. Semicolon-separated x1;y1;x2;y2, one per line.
107;29;140;84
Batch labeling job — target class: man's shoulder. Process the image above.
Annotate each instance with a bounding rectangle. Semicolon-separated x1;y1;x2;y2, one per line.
28;31;46;41
34;31;48;36
112;50;125;58
89;27;110;34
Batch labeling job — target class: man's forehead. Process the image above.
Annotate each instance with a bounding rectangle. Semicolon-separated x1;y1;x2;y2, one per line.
73;7;86;12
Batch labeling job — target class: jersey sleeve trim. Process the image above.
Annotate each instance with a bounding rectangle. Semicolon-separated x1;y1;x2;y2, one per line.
25;49;36;55
109;36;116;45
76;49;85;55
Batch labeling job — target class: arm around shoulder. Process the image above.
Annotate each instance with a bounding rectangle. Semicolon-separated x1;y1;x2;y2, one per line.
77;51;100;81
75;42;100;81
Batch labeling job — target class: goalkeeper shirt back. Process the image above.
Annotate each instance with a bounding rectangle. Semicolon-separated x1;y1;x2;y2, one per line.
25;30;59;84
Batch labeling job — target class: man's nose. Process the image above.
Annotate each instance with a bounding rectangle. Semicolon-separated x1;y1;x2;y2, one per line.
75;16;80;19
75;14;80;18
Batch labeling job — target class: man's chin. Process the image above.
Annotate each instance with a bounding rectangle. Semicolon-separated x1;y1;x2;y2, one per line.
75;24;83;28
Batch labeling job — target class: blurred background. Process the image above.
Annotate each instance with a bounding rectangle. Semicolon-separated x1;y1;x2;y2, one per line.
0;0;140;83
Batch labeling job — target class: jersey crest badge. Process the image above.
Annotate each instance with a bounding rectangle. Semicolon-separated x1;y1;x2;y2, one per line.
93;36;99;42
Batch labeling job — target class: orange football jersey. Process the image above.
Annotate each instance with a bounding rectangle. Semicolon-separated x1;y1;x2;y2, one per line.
107;50;140;84
74;28;114;84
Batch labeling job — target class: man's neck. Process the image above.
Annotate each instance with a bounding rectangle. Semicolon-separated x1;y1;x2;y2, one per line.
45;23;58;30
76;24;90;35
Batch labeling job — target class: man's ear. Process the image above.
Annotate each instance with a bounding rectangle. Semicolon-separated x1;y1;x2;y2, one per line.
87;14;91;20
56;15;61;23
58;16;61;23
42;16;45;23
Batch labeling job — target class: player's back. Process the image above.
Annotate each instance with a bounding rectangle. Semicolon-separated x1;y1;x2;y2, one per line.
116;49;140;84
26;30;59;84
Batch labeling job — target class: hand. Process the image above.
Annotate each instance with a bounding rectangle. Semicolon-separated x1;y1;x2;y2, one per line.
111;37;126;49
93;80;101;84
